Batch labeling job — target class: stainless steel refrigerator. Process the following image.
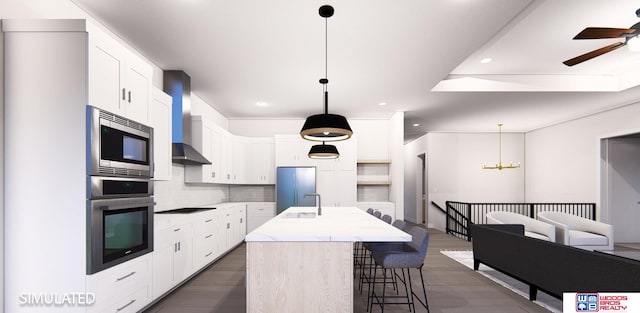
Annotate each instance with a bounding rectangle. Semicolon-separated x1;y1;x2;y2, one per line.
276;167;317;214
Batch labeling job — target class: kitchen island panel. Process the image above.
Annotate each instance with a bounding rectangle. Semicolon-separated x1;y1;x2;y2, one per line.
247;241;353;313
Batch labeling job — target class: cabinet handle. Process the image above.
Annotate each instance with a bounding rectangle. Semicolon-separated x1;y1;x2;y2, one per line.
128;90;131;103
205;252;213;258
227;174;230;179
227;223;230;229
117;299;136;312
240;218;243;223
205;234;213;239
116;271;136;282
178;241;181;251
174;243;177;252
205;219;213;223
212;172;216;178
174;228;181;232
122;88;126;100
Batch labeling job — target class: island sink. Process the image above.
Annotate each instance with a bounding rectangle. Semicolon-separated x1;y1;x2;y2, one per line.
283;212;317;218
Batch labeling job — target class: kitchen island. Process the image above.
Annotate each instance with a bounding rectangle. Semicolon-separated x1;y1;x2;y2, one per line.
245;206;410;313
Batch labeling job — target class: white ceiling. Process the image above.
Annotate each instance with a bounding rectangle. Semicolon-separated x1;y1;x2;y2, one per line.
70;0;640;142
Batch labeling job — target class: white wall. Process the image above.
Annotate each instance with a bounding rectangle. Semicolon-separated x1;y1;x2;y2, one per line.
192;93;229;130
388;112;405;220
525;100;640;221
228;119;305;137
4;22;88;312
0;27;4;312
404;135;428;224
405;132;525;230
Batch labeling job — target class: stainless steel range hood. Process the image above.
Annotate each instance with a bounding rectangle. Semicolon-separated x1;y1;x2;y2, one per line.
163;70;212;165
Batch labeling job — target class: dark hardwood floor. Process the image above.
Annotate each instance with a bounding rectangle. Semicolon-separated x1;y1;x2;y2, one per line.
143;227;553;313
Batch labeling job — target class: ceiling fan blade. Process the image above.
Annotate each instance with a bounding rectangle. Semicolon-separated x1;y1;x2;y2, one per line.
573;27;636;39
563;42;625;66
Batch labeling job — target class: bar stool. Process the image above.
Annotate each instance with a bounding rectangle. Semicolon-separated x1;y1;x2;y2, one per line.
369;226;430;313
360;219;407;301
381;214;392;224
373;211;382;219
355;208;377;276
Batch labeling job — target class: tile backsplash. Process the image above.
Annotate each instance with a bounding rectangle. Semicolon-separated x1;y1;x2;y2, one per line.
154;164;228;211
229;185;275;202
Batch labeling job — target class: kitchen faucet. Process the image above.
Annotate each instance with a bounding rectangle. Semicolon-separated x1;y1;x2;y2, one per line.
305;193;321;216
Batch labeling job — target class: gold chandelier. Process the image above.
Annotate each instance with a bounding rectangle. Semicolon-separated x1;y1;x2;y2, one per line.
482;123;521;170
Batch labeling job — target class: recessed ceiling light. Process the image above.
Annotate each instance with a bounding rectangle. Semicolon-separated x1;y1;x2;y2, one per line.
256;101;269;107
378;102;387;106
413;123;420;127
480;58;492;64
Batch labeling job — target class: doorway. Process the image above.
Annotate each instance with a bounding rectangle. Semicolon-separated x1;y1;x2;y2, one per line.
602;135;640;243
417;154;427;225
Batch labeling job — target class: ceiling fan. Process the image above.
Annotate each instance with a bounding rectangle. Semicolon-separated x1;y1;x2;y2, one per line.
563;9;640;66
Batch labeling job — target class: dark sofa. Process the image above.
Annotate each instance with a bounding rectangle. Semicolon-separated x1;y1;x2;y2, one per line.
470;223;640;300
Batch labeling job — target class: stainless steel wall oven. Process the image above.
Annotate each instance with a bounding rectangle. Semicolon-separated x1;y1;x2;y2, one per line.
87;106;154;274
87;196;154;274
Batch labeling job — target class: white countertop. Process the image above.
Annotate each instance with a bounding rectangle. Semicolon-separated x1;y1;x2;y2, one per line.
245;206;411;242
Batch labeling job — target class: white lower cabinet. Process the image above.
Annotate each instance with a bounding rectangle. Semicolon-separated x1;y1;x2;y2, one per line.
193;210;220;269
247;202;276;233
216;203;247;253
152;221;193;299
238;205;247;242
150;203;247;305
86;253;152;313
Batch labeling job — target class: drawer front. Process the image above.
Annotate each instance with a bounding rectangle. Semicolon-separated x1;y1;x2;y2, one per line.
194;233;218;268
195;215;217;238
247;205;275;217
88;284;151;313
87;254;151;303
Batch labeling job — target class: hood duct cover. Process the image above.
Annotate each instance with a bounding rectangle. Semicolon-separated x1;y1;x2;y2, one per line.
163;70;212;165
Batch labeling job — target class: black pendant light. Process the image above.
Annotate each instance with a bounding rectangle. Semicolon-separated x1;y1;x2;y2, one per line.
300;5;353;142
308;142;340;159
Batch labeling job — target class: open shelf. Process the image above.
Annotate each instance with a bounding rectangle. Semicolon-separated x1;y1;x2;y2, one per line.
357;160;391;164
357;160;391;201
357;181;391;185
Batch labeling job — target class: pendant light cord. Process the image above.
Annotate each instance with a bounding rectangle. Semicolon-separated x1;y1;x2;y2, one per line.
325;17;328;81
323;17;328;114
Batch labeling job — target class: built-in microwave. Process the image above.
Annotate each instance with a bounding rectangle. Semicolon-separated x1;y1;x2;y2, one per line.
87;196;154;274
87;106;154;178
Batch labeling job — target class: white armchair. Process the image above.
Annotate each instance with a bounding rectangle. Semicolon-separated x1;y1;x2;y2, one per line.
537;211;614;251
485;211;555;242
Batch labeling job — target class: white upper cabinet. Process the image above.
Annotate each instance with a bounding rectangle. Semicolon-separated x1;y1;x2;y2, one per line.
275;135;316;167
152;88;172;181
220;130;233;183
87;23;152;125
185;116;246;184
246;138;275;184
231;136;248;184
